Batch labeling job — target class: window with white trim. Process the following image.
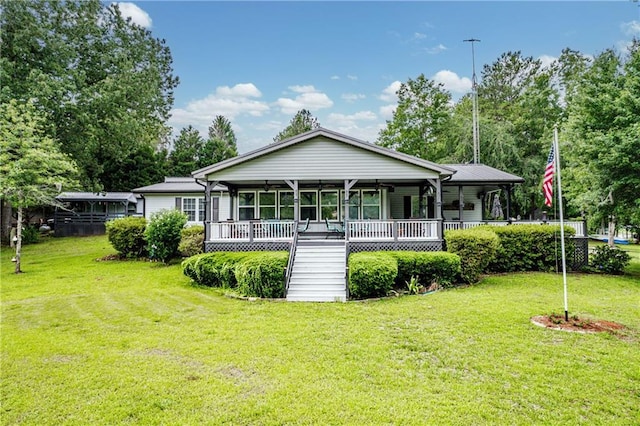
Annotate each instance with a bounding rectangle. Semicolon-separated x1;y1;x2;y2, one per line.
258;192;276;220
300;191;317;221
279;191;294;220
320;190;339;220
183;198;197;221
238;192;255;220
341;190;360;220
362;190;381;219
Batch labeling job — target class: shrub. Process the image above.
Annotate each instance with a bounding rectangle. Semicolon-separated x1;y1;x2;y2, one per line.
145;209;188;263
348;252;397;299
487;225;576;273
105;216;147;258
179;225;204;257
235;252;288;298
20;225;40;245
388;251;461;289
445;228;500;283
589;245;631;275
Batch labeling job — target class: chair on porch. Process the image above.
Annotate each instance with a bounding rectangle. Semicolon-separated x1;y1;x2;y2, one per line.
297;218;310;234
325;218;345;239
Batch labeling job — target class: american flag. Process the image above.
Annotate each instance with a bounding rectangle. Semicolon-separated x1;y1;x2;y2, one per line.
543;144;555;207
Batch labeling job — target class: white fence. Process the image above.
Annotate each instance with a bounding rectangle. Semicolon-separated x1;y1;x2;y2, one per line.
348;220;439;241
443;220;586;237
210;221;295;241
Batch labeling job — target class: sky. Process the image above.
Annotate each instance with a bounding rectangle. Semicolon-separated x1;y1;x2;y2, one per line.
113;1;640;153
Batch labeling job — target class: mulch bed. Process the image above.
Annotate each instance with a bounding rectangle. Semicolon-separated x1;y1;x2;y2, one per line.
531;314;626;334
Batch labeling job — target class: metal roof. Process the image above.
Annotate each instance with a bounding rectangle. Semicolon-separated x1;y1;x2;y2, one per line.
56;192;138;203
132;177;227;193
443;164;525;184
192;127;455;179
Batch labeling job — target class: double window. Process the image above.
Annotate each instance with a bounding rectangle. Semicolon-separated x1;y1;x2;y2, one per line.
237;189;381;221
178;197;207;222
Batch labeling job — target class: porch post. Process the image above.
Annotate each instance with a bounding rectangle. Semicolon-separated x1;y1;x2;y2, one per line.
427;178;443;242
343;179;358;241
503;184;512;220
458;185;464;223
285;180;299;222
203;181;217;241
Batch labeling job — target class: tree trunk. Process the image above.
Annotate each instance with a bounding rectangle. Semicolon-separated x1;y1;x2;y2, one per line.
1;199;12;245
607;215;615;248
15;206;22;273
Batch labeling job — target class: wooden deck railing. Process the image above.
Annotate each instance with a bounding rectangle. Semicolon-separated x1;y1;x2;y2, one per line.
348;220;440;241
443;220;586;237
210;221;295;242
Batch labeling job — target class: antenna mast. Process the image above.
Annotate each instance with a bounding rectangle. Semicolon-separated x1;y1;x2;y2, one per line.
464;38;481;164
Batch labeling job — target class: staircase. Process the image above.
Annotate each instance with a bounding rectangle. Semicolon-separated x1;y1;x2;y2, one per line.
286;240;347;302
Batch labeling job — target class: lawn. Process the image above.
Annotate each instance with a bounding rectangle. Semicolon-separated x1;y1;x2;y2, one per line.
2;236;639;425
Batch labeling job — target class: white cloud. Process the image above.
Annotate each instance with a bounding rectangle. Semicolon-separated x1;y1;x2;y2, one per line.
330;75;340;80
112;2;152;28
341;93;366;103
168;83;269;138
347;75;358;81
621;20;640;36
379;81;402;103
412;32;427;40
327;111;377;127
379;104;396;120
432;70;472;94
538;55;557;69
275;86;333;114
424;44;447;54
325;112;382;143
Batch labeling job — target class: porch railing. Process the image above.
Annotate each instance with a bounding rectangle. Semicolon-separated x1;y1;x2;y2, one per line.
210;220;296;242
443;220;586;237
348;220;440;241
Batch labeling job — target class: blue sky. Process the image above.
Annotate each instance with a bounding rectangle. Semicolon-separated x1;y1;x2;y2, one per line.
115;1;640;153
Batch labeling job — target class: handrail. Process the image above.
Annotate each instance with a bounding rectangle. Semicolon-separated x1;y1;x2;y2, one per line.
285;222;299;293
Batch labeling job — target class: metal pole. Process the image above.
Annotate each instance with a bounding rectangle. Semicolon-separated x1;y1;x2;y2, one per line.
554;126;569;322
464;38;481;164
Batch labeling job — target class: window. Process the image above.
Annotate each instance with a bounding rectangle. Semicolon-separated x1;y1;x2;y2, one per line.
198;198;205;222
258;192;276;220
183;198;196;221
300;191;317;221
362;190;381;219
320;191;339;220
341;190;360;220
279;191;294;220
238;192;255;220
411;195;435;218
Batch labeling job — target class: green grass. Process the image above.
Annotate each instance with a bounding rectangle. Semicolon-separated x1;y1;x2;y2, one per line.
2;236;639;425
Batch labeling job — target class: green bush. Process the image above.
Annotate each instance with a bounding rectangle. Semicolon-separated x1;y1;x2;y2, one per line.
182;251;252;288
487;225;576;273
178;225;204;257
20;225;40;245
589;245;631;275
348;252;397;299
145;209;188;263
235;252;288;298
445;228;500;283
105;216;147;258
389;251;461;289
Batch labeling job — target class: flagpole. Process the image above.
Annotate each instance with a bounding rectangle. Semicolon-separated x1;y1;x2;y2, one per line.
554;125;569;322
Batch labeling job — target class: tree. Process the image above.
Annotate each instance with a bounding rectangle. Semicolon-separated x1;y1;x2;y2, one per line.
169;126;206;176
0;100;79;273
273;109;320;142
0;0;179;191
563;44;640;244
203;115;238;165
377;74;452;160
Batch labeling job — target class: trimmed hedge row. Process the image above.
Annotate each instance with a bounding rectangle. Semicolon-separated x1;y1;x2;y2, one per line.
445;228;500;283
105;216;148;258
182;251;288;298
348;251;462;299
486;225;576;273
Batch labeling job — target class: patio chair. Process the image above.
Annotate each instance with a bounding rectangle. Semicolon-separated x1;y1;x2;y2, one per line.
325;218;345;239
297;218;310;234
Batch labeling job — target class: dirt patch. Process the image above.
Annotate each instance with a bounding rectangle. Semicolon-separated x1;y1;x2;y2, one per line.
531;314;626;335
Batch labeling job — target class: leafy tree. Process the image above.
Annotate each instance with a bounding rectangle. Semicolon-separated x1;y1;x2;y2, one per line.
0;0;179;191
0;100;79;273
169;126;206;176
273;109;320;142
563;44;640;243
203;115;239;165
377;74;452;160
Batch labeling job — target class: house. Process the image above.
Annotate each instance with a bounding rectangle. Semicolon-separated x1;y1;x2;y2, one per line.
188;127;579;302
133;177;228;226
54;192;140;237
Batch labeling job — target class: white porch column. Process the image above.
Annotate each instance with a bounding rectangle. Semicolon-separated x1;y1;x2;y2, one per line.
285;180;299;222
203;180;218;241
343;179;358;241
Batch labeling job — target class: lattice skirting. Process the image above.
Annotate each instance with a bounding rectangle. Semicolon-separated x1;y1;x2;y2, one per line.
205;241;291;253
572;237;589;270
348;240;444;253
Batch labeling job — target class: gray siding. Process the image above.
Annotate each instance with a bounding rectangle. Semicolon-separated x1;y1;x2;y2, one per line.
442;186;483;221
206;137;441;181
